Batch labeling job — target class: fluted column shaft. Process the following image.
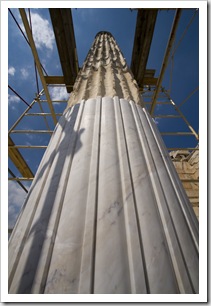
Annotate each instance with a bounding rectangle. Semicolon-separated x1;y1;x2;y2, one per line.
8;32;198;294
68;31;142;106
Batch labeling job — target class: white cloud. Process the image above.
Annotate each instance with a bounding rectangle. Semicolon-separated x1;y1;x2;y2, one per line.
49;87;69;102
29;13;54;50
20;68;29;79
18;12;54;50
8;94;22;110
8;181;29;228
8;94;20;105
25;133;36;141
8;66;16;76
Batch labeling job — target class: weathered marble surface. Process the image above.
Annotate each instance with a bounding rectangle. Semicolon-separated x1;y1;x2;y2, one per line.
8;97;198;294
170;149;199;218
67;32;142;107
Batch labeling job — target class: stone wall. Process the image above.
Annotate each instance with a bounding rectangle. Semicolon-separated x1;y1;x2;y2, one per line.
170;148;199;218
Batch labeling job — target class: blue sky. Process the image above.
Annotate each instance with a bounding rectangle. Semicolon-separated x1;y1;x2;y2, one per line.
7;7;200;229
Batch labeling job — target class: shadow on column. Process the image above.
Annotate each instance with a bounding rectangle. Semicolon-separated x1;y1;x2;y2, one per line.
13;103;85;293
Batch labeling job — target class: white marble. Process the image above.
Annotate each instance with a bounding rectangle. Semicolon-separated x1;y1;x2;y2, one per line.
9;97;198;294
8;30;198;295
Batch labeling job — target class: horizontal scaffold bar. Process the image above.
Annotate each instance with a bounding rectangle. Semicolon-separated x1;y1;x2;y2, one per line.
144;102;172;105
10;130;53;134
160;132;194;136
180;179;199;183
167;147;199;151
9;145;48;149
38;100;67;103
154;115;181;118
25;113;62;116
8;177;34;181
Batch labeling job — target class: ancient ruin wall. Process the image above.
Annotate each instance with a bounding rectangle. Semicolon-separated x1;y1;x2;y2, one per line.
170;149;199;218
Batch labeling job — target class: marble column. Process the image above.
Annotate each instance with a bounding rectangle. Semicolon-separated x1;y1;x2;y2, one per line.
9;31;198;294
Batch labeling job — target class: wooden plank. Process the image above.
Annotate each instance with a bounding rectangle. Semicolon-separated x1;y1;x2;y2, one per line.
142;77;158;85
144;69;156;78
44;76;65;84
131;9;158;88
19;9;57;125
49;9;79;93
8;135;34;178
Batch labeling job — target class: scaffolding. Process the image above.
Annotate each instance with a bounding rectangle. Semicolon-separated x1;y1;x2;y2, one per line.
8;8;199;229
